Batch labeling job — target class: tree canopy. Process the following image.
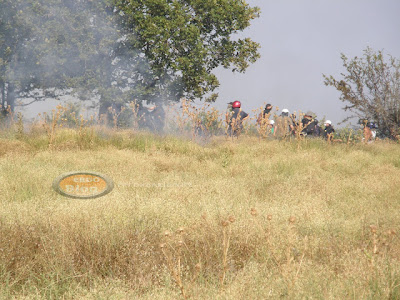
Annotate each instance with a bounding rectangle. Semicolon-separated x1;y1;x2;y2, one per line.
0;0;260;116
324;47;400;138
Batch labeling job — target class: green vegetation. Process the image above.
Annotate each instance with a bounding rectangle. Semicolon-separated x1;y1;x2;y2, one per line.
324;47;400;138
0;126;399;299
1;0;260;114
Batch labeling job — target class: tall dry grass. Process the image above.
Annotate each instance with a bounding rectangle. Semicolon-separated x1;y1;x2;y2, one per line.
0;124;399;299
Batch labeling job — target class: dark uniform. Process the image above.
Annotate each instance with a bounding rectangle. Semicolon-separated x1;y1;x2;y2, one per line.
323;124;335;139
228;108;248;137
263;104;272;117
301;116;320;136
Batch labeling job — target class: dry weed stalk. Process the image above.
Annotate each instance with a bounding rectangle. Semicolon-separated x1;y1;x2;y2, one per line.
15;112;24;139
347;129;353;145
169;99;223;139
249;209;283;271
286;216;296;267
129;101;145;131
363;224;400;298
108;106;126;130
201;107;223;138
160;238;187;298
292;112;306;148
254;104;272;140
370;225;379;255
226;110;248;141
39;104;67;149
168;99;191;135
0;105;14;128
249;209;308;294
250;209;274;244
160;227;201;299
364;224;393;267
76;114;95;149
219;217;234;289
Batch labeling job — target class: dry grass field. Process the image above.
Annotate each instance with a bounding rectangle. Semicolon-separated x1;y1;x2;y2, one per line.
0;127;400;299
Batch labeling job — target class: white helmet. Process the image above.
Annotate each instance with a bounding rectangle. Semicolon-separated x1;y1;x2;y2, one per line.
325;120;332;125
282;109;289;113
269;120;275;125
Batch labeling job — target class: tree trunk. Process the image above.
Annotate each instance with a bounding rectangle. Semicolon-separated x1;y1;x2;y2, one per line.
6;82;16;112
98;98;123;126
0;79;5;108
99;99;111;117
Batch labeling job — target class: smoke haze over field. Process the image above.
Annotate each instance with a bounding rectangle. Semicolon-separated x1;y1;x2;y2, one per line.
12;0;400;127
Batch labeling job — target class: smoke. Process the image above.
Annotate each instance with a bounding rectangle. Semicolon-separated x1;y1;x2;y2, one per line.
2;1;220;137
3;0;168;125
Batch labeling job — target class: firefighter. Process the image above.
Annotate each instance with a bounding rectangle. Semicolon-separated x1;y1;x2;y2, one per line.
268;119;276;136
301;111;320;137
257;103;272;127
257;103;272;120
359;119;378;142
274;108;293;138
227;101;249;137
323;120;335;140
263;103;273;117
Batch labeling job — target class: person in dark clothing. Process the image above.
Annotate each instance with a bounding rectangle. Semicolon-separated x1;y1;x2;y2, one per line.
256;103;272;127
301;113;313;135
227;101;249;137
263;103;272;117
301;112;319;137
323;120;335;140
313;119;321;137
289;113;299;136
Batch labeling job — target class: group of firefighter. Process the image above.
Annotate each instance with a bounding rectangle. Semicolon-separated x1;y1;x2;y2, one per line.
136;99;380;141
226;101;336;140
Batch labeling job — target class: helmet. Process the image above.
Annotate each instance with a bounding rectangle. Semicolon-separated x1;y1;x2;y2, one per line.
305;111;315;118
282;108;289;113
232;101;241;108
269;120;275;125
325;120;332;125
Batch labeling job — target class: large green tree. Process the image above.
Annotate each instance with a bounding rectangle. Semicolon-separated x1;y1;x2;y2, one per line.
324;47;400;138
113;0;260;102
1;0;260;117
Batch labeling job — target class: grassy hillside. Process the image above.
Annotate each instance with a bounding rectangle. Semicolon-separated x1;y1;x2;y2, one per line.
0;129;400;299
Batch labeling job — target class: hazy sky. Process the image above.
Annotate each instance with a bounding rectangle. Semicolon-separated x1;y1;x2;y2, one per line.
213;0;400;125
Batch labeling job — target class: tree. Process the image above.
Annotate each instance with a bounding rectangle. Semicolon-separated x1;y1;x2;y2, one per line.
0;0;32;112
1;0;260;120
1;0;121;113
113;0;260;103
324;47;400;138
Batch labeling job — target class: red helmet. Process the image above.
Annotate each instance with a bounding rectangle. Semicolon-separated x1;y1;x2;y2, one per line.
232;101;241;108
